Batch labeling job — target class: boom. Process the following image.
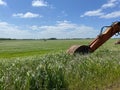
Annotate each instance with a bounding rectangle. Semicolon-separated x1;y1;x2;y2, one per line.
89;22;120;52
67;22;120;54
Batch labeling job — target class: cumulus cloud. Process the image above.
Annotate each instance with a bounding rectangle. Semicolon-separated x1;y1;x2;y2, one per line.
0;21;119;39
0;22;33;39
0;0;7;6
30;20;99;38
32;0;48;7
80;0;120;19
13;12;42;18
0;21;99;39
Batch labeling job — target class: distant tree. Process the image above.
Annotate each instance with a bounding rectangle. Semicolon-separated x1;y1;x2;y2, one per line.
48;38;57;40
0;38;11;40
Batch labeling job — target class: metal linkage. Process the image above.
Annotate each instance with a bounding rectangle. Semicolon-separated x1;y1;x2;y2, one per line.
99;26;112;35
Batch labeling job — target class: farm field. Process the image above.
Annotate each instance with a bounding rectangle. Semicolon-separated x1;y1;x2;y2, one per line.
0;39;120;90
0;39;90;58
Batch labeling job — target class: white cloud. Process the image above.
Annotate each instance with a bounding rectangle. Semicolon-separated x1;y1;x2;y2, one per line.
102;0;118;9
100;11;120;19
32;0;48;7
30;20;98;38
0;22;33;39
80;9;103;17
13;12;42;18
0;0;7;6
0;21;119;39
81;0;120;18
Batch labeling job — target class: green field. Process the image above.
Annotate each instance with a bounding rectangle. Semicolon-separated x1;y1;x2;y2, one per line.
0;39;90;58
0;39;120;90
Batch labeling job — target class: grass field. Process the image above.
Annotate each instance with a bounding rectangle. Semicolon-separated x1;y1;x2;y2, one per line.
0;39;120;90
0;39;90;58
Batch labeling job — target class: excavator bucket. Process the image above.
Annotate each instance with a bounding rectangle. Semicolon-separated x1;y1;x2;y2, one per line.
66;45;90;55
67;22;120;55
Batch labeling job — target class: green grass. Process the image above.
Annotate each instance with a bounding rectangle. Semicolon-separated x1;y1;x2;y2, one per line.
0;39;120;90
0;39;89;58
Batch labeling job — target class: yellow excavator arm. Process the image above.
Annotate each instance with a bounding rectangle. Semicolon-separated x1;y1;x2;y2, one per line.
67;22;120;55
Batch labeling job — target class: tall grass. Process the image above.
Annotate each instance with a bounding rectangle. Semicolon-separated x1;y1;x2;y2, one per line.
0;50;120;90
0;39;120;90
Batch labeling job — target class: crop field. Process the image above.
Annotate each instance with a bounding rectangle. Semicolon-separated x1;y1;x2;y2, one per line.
0;39;120;90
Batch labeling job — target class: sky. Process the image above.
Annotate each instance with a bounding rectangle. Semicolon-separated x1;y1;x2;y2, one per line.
0;0;120;39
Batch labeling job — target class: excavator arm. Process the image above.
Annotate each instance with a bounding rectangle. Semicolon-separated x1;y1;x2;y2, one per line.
89;22;120;52
67;22;120;55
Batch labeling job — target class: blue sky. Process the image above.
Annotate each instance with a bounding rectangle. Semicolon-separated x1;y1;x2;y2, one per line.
0;0;120;39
